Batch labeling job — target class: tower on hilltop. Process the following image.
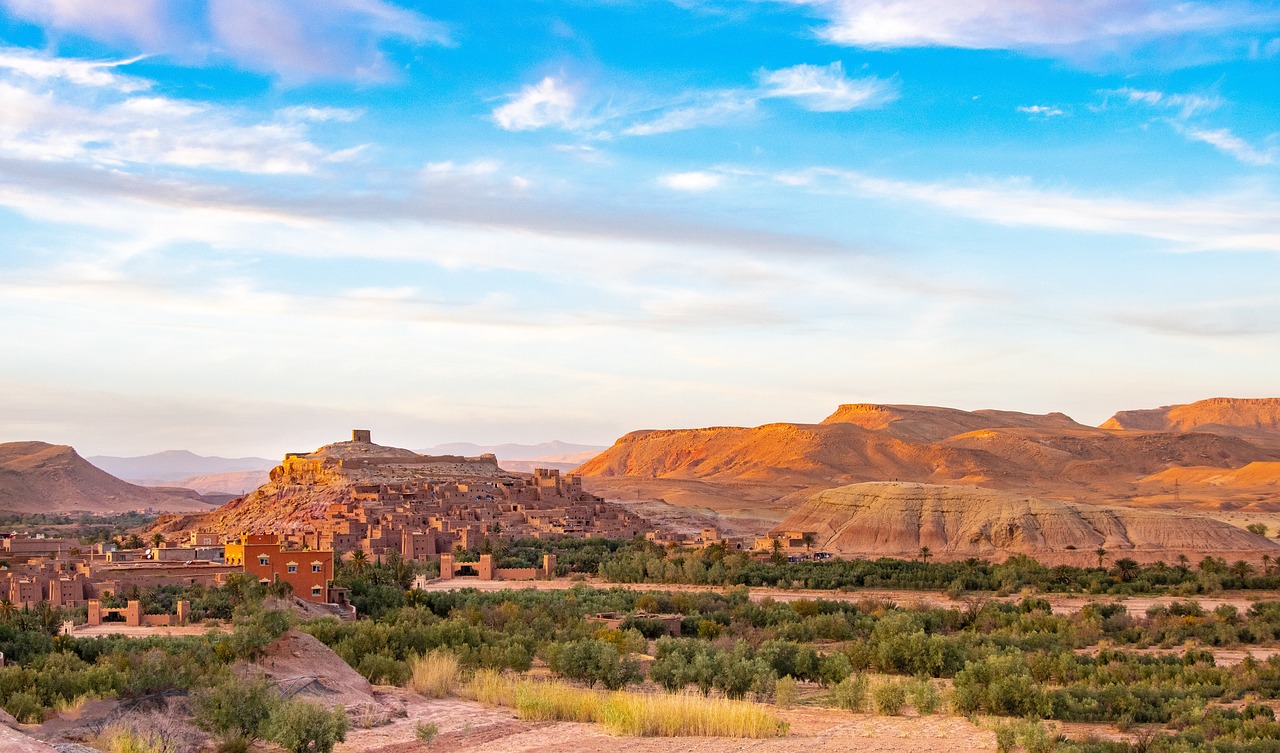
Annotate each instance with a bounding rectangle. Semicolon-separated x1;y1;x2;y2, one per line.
352;429;372;443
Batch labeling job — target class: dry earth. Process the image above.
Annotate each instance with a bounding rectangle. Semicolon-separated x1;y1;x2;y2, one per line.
337;689;996;753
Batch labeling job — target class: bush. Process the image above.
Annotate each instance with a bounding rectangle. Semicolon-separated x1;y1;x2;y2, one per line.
774;676;798;709
414;721;439;745
830;674;868;712
545;638;642;690
357;653;410;686
908;678;941;715
268;700;348;753
4;690;43;723
872;679;906;715
407;651;459;698
192;674;278;750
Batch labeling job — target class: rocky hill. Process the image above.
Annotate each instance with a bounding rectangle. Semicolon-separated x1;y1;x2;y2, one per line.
1102;397;1280;449
576;400;1280;524
774;482;1280;563
152;435;524;536
0;442;212;514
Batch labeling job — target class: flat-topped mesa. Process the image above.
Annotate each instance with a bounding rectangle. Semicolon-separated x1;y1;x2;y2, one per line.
821;403;1088;442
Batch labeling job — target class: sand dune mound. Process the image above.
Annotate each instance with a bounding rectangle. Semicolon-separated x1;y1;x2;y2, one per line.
1103;397;1280;448
777;482;1280;561
0;441;211;515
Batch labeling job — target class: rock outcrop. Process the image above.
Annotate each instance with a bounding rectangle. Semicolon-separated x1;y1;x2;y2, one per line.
1102;397;1280;449
0;441;212;515
576;399;1280;525
776;482;1280;562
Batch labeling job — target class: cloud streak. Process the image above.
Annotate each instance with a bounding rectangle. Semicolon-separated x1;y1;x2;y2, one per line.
0;0;449;81
774;0;1280;61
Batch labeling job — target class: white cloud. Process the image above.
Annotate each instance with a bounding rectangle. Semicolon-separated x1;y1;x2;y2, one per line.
776;0;1280;54
623;93;757;136
1103;87;1222;118
0;50;355;174
0;0;449;81
780;167;1280;252
0;47;149;91
660;171;725;191
492;77;581;132
1182;127;1276;166
758;62;897;111
1017;104;1065;118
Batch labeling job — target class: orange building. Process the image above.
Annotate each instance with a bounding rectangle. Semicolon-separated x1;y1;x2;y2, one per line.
225;534;335;603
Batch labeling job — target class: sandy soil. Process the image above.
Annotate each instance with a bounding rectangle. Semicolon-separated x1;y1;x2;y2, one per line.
337;690;995;753
415;577;1280;617
68;623;225;637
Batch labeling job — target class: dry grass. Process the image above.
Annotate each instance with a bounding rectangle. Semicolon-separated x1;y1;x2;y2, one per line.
599;692;788;738
407;651;461;698
96;724;180;753
463;672;787;739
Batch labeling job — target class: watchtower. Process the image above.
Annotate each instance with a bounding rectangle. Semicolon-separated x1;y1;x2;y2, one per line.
352;429;372;443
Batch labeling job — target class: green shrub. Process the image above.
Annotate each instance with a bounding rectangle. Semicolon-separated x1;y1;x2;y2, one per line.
415;720;439;745
830;674;868;712
268;700;348;753
908;678;941;715
192;674;278;750
774;676;798;709
871;679;906;715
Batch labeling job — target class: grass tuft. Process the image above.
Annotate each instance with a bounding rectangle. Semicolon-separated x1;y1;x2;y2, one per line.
407;651;461;698
464;672;787;738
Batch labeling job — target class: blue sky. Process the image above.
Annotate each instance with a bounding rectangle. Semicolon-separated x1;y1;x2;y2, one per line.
1;0;1278;457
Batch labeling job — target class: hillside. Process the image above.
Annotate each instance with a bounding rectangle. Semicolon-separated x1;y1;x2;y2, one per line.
1102;397;1280;449
776;482;1280;563
0;442;213;514
152;436;526;536
576;401;1280;525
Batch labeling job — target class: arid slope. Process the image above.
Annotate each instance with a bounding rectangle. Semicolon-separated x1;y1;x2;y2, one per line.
776;482;1280;563
0;441;211;514
1103;397;1280;449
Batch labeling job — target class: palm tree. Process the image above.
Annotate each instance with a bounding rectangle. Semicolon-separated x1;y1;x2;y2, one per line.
0;599;15;623
1230;560;1255;580
918;546;932;564
1176;554;1190;571
1113;557;1140;582
1094;548;1107;569
770;539;785;566
802;533;815;553
150;533;165;548
1263;554;1273;577
125;534;144;550
348;549;368;573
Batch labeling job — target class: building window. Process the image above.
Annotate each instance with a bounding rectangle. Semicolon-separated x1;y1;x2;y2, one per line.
287;564;297;573
312;563;323;573
258;555;269;566
311;586;322;596
259;579;270;587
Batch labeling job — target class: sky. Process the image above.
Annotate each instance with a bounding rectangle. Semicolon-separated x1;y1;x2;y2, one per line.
1;0;1279;458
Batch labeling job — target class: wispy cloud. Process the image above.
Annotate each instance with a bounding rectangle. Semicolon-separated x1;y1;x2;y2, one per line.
0;0;449;81
1180;126;1277;166
778;167;1280;252
1017;104;1065;118
773;0;1280;61
492;77;583;131
0;48;361;173
498;61;892;138
622;92;757;136
659;171;724;191
1100;86;1276;167
0;47;149;91
757;61;897;111
1101;87;1222;118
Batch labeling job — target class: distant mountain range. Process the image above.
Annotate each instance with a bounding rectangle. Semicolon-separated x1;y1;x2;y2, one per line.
417;441;607;461
87;450;275;483
0;442;214;514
